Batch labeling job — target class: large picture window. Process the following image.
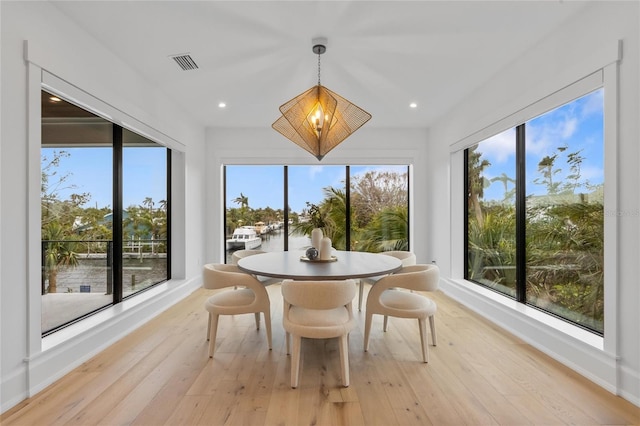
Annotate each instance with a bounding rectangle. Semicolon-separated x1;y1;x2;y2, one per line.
224;165;409;264
465;88;604;334
41;90;170;335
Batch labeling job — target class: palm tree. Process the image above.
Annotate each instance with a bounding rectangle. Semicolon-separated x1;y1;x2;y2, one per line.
355;206;409;252
233;193;250;224
467;145;491;228
42;222;79;293
322;187;350;250
290;187;351;250
233;193;249;209
491;173;516;202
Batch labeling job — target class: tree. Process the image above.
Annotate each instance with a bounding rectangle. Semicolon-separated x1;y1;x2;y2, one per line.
490;173;516;203
351;170;407;227
42;222;79;293
533;149;563;195
233;193;249;209
290;188;352;250
41;150;90;229
467;145;491;228
233;193;250;224
41;150;88;293
355;206;409;252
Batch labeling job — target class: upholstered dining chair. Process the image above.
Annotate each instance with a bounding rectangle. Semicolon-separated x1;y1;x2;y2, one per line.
358;250;416;311
202;263;272;358
231;249;280;286
364;264;439;363
231;249;265;264
281;279;357;388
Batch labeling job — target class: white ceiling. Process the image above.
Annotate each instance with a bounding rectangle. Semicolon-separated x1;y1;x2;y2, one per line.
50;1;589;129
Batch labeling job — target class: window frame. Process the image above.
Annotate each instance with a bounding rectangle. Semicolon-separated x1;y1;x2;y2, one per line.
451;63;618;350
463;91;605;333
222;164;411;259
31;70;179;342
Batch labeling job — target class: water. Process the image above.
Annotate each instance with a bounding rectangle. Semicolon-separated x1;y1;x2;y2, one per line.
225;230;311;263
50;231;309;290
47;256;168;294
44;232;310;332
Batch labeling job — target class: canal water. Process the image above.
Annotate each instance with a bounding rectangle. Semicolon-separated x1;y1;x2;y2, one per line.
225;229;312;263
49;230;311;293
44;231;313;331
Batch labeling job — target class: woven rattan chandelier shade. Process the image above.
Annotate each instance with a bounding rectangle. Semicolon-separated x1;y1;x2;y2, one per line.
272;39;371;161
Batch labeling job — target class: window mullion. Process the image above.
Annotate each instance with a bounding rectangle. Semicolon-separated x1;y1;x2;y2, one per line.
113;124;123;304
463;149;470;280
515;124;527;303
284;165;289;252
345;166;351;251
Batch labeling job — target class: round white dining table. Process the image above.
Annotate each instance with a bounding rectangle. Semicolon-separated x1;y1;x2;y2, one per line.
237;250;402;280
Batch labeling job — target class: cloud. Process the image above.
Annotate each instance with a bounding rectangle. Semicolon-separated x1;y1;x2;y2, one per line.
561;117;578;139
307;165;323;180
581;88;604;117
476;129;515;164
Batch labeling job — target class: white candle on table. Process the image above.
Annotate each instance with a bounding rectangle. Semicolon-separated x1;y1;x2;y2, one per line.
320;237;332;260
311;228;323;250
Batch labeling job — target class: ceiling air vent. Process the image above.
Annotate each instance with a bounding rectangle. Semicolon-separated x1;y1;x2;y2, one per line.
170;53;198;71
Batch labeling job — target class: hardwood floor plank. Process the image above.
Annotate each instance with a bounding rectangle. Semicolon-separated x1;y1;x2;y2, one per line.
2;285;638;426
162;395;211;426
262;356;301;425
0;371;100;426
67;333;191;425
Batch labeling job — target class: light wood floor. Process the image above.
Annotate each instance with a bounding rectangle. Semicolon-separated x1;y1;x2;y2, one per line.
3;284;639;426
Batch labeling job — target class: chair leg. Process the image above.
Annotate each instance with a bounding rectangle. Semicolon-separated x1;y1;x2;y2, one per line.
339;334;350;387
208;314;219;358
358;280;364;312
418;318;428;363
206;312;211;341
254;312;261;330
364;312;373;352
383;315;389;332
291;335;302;388
429;315;437;346
264;310;273;350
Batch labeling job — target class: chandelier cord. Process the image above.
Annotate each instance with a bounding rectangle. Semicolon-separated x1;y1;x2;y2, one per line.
317;53;321;86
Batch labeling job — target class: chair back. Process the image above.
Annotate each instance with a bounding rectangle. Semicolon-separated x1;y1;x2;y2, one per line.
382;250;417;267
282;279;356;310
376;264;439;293
231;249;265;265
202;263;262;291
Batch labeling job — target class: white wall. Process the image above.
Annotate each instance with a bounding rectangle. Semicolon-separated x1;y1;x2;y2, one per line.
1;2;206;412
3;0;637;414
204;126;429;265
428;1;639;405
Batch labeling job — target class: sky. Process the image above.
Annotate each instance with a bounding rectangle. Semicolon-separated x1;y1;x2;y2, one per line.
43;146;406;214
226;164;408;214
43;88;602;213
42;146;167;210
476;88;604;202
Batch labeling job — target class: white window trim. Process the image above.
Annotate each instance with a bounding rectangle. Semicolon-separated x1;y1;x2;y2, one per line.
447;45;621;391
25;54;193;399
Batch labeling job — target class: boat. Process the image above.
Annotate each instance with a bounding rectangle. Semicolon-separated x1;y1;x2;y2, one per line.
254;221;270;235
226;226;262;250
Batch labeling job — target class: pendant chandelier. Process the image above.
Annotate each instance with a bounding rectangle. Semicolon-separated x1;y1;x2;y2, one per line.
272;37;372;161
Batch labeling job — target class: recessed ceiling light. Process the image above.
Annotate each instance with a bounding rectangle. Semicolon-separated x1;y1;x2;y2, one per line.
409;102;418;109
49;96;62;103
218;102;226;108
